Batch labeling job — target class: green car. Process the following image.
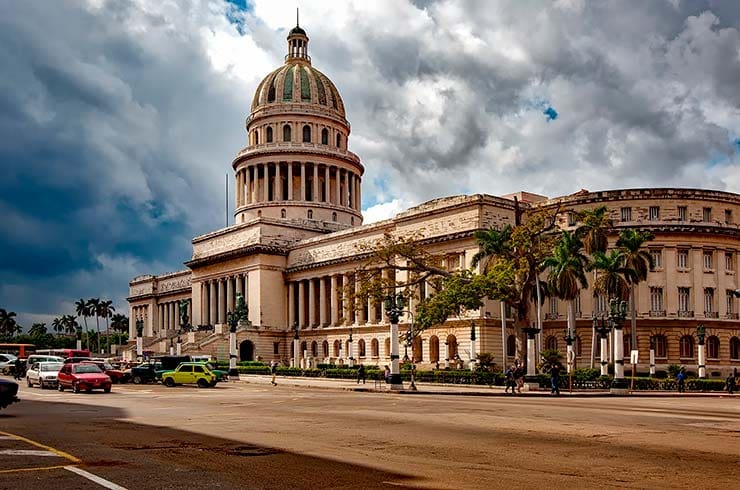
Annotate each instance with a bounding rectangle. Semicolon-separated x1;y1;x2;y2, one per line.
161;363;217;388
198;362;228;382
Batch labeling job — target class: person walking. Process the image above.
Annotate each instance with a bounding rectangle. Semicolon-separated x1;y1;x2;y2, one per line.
514;363;525;394
676;369;686;393
550;363;561;396
504;366;515;394
270;359;278;386
726;373;735;395
357;364;366;384
13;357;24;381
384;365;390;384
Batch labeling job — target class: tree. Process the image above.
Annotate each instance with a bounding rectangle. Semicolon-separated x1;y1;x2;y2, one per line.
588;250;632;301
98;300;115;354
616;229;654;353
87;298;101;354
543;231;589;340
110;313;129;346
577;206;612;256
75;299;91;351
63;315;79;337
30;322;48;337
52;317;64;336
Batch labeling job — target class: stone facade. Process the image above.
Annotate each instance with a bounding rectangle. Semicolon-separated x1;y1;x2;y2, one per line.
127;26;740;377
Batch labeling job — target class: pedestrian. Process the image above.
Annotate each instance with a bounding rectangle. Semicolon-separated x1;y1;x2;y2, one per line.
357;364;366;384
270;360;278;386
514;363;525;394
550;363;561;395
726;373;735;395
677;369;686;393
13;357;23;381
384;365;390;384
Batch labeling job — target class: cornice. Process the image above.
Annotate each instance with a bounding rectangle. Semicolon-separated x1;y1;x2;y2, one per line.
185;243;288;269
232;142;363;171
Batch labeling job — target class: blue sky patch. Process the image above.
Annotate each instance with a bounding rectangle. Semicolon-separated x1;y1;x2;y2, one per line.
543;106;558;122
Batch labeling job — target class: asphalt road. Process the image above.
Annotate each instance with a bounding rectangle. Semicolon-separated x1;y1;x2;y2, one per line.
0;375;738;489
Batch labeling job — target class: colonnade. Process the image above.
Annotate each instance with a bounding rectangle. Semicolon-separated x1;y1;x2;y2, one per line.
130;305;150;337
157;300;191;332
235;162;361;211
200;273;249;326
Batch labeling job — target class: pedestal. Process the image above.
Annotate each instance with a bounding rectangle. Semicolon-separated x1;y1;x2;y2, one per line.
698;343;706;379
228;331;239;379
610;326;627;394
600;337;609;376
649;349;655;376
136;337;143;358
390;322;403;390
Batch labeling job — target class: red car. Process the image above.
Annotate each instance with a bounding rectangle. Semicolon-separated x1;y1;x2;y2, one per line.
81;360;129;384
57;363;112;393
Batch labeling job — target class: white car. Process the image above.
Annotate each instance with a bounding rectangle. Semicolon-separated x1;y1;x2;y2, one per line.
0;353;17;375
26;361;63;389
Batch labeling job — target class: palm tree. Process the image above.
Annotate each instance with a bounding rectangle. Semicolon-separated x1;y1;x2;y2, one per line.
110;313;128;346
543;231;589;341
63;315;79;337
616;229;655;354
471;225;513;273
588;250;632;300
98;300;115;354
0;309;18;339
75;299;91;351
51;317;64;336
87;298;101;354
29;322;47;337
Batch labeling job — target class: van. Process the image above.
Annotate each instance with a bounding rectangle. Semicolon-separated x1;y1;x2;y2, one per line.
27;355;64;366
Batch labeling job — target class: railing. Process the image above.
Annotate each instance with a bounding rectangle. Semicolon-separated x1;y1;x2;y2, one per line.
235;142;361;164
649;310;666;317
545;313;559;320
677;310;694;318
704;311;719;318
726;312;739;320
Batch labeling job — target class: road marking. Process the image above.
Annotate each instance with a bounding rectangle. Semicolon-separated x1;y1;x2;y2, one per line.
0;464;70;474
0;449;59;457
0;430;81;463
65;466;128;490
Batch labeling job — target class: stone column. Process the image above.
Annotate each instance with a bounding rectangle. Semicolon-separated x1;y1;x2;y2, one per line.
324;165;330;203
159;304;164;330
355;274;365;325
263;163;270;201
335;167;341;206
343;273;352;324
357;176;361;211
312;164;318;202
443;341;449;369
600;334;609;376
275;163;281;201
288;282;296;329
300;162;306;201
293;337;300;368
218;279;226;324
330;275;339;326
345;172;351;207
164;302;170;331
287;162;293;201
245;166;251;205
235;274;242;300
226;276;234;315
308;278;316;327
201;283;208;325
170;302;176;329
298;280;306;328
319;276;327;327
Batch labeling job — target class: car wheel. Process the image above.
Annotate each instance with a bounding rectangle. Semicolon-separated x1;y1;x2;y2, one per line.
58;384;64;392
164;377;175;387
40;383;46;390
27;377;32;388
73;382;81;393
132;375;142;385
104;387;111;393
197;378;210;389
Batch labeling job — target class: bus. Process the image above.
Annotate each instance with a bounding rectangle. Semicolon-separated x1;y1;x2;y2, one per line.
35;348;91;359
0;343;36;358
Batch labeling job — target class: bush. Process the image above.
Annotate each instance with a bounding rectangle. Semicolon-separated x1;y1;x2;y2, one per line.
573;368;600;382
667;364;683;378
237;366;270;375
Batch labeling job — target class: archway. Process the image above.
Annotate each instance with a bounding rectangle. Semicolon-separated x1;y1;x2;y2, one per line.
446;334;458;359
412;335;423;363
239;340;254;361
429;335;439;363
333;339;341;357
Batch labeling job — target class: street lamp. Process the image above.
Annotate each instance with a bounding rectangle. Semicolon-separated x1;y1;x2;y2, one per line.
696;324;706;379
608;298;628;393
135;319;144;359
292;321;300;368
649;336;656;377
384;292;405;390
226;311;239;379
469;321;477;371
348;328;354;367
562;328;575;375
593;314;612;377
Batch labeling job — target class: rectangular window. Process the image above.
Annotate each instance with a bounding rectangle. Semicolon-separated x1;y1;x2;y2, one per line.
595;294;606;313
574;294;581;315
549;298;558;316
704;288;714;313
650;249;662;270
678;287;691;312
677;250;689;269
677;206;687;222
703;207;712;222
725;209;732;224
620;207;632;222
567;212;576;226
727;290;735;315
273;342;280;355
650;287;663;312
649;206;660;221
703;251;713;270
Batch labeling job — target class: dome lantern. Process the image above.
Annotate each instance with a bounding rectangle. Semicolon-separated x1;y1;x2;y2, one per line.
286;9;310;64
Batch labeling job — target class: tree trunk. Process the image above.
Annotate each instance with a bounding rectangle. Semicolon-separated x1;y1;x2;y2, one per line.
630;284;637;358
95;315;100;354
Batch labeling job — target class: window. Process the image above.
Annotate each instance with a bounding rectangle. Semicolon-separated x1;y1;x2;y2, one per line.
726;253;734;271
650;249;662;270
623;334;631;358
707;336;719;359
302;125;311;143
549;298;558;317
653;335;667;358
506;335;516;357
357;339;366;357
273;342;280;355
704;288;714;313
574;294;581;315
595;294;607;313
254;130;259;145
703;251;713;270
679;335;694;359
193;365;204;373
371;338;379;358
574;336;582;356
281;209;286;218
283;124;291;142
703;207;712;222
331;212;337;222
545;336;558;351
677;206;687;221
649;206;660;221
311;341;318;357
307;210;313;219
731;337;740;360
620;207;632;222
321;128;328;145
650;287;663;312
266;126;273;143
567;212;576;226
725;209;732;224
678;287;691;312
350;217;354;225
727;290;736;315
179;365;193;373
336;133;342;148
677;250;689;269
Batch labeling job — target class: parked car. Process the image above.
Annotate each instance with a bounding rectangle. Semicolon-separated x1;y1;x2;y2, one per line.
26;361;63;389
129;361;162;384
161;362;217;388
57;363;112;393
197;362;228;382
63;356;93;364
81;360;129;384
0;378;19;411
0;353;17;374
26;355;64;366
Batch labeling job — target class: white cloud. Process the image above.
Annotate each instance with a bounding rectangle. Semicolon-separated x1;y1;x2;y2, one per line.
363;199;415;224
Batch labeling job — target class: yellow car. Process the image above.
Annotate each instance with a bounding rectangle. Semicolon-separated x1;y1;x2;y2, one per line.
161;363;217;388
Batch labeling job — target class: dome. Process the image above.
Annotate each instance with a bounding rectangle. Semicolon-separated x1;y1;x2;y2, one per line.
289;25;306;36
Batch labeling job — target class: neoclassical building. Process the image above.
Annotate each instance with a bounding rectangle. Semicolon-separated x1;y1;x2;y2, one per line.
128;25;740;377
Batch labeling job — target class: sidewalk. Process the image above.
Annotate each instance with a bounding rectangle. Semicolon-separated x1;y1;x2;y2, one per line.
233;375;737;397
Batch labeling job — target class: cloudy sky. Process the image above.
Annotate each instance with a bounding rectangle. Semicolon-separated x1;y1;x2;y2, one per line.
2;0;740;327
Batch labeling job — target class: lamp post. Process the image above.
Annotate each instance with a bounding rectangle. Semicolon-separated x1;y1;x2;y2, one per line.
76;325;83;351
348;328;354;368
169;336;175;355
292;321;300;368
696;324;706;379
563;328;575;375
384;292;405;390
649;336;656;377
226;311;239;380
469;321;477;371
593;314;611;377
135;319;144;359
608;298;628;393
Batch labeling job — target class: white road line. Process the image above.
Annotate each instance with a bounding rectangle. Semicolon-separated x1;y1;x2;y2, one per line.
0;449;59;457
65;466;128;490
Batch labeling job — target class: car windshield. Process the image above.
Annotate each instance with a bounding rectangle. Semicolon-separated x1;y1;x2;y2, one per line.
74;365;102;374
102;363;114;370
205;363;216;370
41;363;62;372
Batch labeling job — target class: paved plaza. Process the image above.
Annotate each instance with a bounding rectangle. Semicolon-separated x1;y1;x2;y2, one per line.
1;376;738;489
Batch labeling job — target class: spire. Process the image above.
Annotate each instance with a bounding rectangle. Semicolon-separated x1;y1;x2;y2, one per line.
296;7;299;28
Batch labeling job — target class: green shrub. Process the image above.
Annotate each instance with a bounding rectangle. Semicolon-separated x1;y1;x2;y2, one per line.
573;368;600;382
667;364;683;377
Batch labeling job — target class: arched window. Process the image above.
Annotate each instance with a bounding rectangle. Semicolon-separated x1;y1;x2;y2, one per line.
321;128;328;145
257;210;262;218
429;335;439;363
506;335;516;357
680;335;695;359
254;130;259;145
281;209;286;218
266;126;273;143
336;133;342;148
446;334;458;359
302;125;311;143
652;334;667;358
546;336;558;351
311;341;318;357
575;336;583;357
412;336;422;362
384;338;391;357
322;340;329;358
332;212;337;222
358;339;366;357
345;340;352;357
371;338;379;357
283;124;291;142
300;341;307;354
307;210;313;219
333;339;340;357
730;337;740;360
706;335;719;359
